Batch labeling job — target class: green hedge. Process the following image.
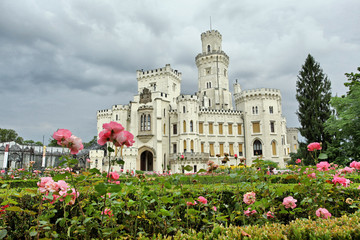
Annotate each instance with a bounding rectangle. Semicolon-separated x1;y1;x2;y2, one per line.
140;212;360;239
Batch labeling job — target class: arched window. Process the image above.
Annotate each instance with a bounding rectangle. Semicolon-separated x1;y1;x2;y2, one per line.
190;140;194;153
116;114;118;121
209;99;211;107
183;140;187;152
140;115;143;131
255;106;258;114
147;114;151;130
183;120;186;132
253;140;262;156
207;45;211;53
271;141;277;156
163;123;166;135
190;120;193;132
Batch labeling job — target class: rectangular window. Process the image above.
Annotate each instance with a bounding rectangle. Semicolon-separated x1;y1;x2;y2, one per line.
183;140;187;152
270;121;275;133
272;141;277;155
173;124;177;135
163;124;166;135
199;122;204;134
191;140;194;153
219;123;223;134
173;144;177;154
238;144;243;156
228;123;233;135
183;121;186;132
294;144;297;151
237;124;242;135
194;165;197;173
209;123;213;134
220;143;224;156
229;143;234;156
252;122;260;133
210;143;214;157
201;142;204;153
269;106;274;114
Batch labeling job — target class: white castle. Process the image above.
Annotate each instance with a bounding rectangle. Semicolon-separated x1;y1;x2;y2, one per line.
92;30;298;173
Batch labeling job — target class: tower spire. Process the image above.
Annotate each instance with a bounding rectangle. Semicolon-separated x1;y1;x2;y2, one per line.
210;16;212;30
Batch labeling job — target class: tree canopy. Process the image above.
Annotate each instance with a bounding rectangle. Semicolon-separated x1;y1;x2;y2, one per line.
325;67;360;164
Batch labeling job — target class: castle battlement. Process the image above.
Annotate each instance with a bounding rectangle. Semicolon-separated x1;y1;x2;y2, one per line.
112;104;129;111
195;50;229;62
199;108;242;115
238;88;281;99
177;94;198;102
201;30;222;40
136;64;182;80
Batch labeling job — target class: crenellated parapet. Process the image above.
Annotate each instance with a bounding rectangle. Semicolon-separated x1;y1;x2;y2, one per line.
199;108;242;115
176;94;198;102
111;104;129;111
235;88;281;101
136;64;182;80
97;108;112;118
201;30;222;40
195;50;229;66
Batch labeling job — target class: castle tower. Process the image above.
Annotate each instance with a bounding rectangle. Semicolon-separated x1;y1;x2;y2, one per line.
195;30;232;110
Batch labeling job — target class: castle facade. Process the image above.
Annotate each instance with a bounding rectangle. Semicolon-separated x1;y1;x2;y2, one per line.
93;30;298;173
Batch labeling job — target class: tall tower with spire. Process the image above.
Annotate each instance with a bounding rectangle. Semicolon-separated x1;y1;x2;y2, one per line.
195;30;232;110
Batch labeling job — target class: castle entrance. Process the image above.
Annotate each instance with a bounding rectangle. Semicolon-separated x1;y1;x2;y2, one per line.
140;150;153;171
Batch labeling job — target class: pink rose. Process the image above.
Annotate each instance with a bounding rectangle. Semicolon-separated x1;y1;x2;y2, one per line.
0;170;5;174
64;135;84;154
332;176;351;187
316;208;331;219
213;206;217;211
244;207;257;216
53;129;72;146
186;201;197;206
307;142;322;151
266;211;275;219
98;121;125;145
86;158;91;163
101;208;113;217
296;159;301;164
115;130;135;147
282;196;297;209
234;154;238;158
198;196;207;204
181;155;185;159
243;192;256;205
108;171;120;181
316;161;330;171
307;173;316;179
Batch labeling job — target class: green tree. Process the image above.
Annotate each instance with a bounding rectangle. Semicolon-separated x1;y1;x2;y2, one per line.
296;54;332;163
325;67;360;164
48;138;58;147
0;128;23;144
83;136;98;149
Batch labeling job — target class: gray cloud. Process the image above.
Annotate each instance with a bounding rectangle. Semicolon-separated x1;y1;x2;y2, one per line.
1;0;359;143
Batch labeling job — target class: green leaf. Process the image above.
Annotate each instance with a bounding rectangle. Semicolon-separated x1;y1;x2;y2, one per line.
159;208;171;217
94;183;108;196
89;168;101;175
108;146;115;153
52;172;71;181
29;231;37;237
197;169;207;173
183;165;193;172
6;206;22;212
116;159;125;165
0;230;7;239
318;153;328;160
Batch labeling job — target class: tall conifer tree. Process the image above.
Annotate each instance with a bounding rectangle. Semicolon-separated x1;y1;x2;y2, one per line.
296;54;332;151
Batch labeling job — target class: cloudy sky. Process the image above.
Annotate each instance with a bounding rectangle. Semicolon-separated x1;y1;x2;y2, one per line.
1;0;359;144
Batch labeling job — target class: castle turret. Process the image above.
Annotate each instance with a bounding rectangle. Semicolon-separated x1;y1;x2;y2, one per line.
195;30;232;110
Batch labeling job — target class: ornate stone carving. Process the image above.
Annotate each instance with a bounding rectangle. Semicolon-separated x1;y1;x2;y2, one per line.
140;88;152;104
